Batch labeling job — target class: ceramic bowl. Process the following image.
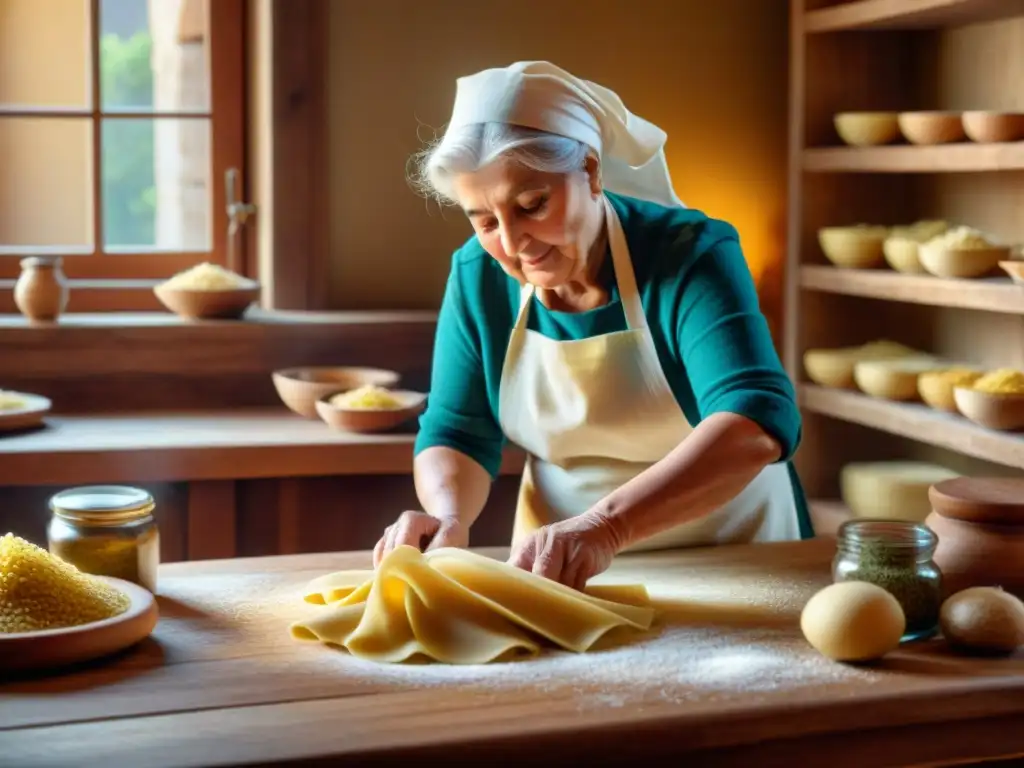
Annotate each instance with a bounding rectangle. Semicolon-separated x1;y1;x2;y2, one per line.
315;390;427;433
897;111;966;145
818;226;888;269
833;112;900;147
154;281;261;320
852;356;941;401
803;349;857;389
962;111;1024;143
953;386;1024;431
882;236;928;274
918;244;1009;279
272;367;401;419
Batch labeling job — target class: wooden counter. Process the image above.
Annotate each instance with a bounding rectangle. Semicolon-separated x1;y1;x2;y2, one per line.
0;409;525;486
3;539;1023;766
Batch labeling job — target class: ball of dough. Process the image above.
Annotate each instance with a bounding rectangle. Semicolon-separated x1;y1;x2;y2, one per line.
801;581;905;662
940;587;1024;656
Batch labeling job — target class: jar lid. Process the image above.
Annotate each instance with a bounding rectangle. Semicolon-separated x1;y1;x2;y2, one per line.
50;485;154;514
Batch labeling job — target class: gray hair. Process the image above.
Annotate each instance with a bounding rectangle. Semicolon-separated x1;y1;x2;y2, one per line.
410;122;593;205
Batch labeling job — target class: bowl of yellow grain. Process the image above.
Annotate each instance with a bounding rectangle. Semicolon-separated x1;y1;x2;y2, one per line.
0;533;158;672
917;367;984;412
953;369;1024;431
154;262;261;320
272;367;401;419
918;226;1010;279
315;384;427;434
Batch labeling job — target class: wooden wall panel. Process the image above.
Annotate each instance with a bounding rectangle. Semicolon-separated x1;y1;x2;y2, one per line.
0;482;189;563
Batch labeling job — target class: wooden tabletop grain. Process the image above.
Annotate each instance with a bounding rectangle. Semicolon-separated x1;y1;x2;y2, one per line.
2;539;1023;767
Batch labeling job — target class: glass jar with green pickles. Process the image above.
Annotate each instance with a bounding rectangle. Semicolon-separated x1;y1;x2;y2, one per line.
47;485;160;592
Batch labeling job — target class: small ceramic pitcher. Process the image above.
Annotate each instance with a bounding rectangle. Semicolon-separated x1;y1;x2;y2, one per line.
14;256;69;322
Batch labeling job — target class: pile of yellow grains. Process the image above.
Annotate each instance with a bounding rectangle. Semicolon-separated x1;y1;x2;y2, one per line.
0;533;130;634
971;369;1024;395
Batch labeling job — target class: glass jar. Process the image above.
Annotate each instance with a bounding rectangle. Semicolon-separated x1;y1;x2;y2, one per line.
833;519;942;642
47;485;160;592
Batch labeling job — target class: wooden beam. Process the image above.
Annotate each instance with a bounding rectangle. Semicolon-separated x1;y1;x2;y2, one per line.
256;0;331;310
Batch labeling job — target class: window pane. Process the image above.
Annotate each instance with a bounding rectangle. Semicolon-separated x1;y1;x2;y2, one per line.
100;0;210;113
0;0;91;109
0;118;93;251
101;118;211;251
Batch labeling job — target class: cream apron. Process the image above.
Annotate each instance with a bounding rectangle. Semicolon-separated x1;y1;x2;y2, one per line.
498;197;801;553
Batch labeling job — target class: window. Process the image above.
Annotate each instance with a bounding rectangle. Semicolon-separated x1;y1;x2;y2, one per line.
0;0;246;285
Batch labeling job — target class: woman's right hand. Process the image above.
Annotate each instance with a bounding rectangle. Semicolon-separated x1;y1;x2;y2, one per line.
372;510;469;567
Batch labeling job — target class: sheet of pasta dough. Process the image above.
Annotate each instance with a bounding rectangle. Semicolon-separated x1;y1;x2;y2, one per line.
290;545;655;664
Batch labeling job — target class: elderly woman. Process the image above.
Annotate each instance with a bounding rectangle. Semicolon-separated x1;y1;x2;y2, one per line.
374;61;811;589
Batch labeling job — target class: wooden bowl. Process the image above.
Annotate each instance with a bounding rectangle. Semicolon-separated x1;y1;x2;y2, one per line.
852;356;941;401
962;111;1024;143
154;281;261;320
953;386;1024;431
917;369;983;413
0;576;158;673
918;243;1009;278
818;226;887;269
924;477;1024;599
999;260;1024;285
897;111;966;145
272;367;401;419
315;390;427;433
834;112;900;147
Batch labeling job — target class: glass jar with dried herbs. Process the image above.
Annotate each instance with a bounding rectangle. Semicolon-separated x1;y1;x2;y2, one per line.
833;519;942;642
47;485;160;592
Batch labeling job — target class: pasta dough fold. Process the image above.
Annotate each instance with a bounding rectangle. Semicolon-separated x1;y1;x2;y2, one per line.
290;545;655;664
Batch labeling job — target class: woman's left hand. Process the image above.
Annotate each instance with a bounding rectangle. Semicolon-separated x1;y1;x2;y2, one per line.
507;512;620;590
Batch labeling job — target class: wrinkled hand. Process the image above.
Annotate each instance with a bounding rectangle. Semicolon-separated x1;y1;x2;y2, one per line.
507;512;620;590
373;510;469;567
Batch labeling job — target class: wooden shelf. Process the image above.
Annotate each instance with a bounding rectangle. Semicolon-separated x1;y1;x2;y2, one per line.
803;142;1024;173
800;266;1024;314
800;384;1024;471
0;409;525;486
805;0;1024;33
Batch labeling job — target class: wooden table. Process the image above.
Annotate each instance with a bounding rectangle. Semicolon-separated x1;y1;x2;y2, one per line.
3;539;1024;766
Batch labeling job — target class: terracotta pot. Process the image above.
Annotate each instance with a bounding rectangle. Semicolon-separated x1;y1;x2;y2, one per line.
14;256;69;322
925;477;1024;600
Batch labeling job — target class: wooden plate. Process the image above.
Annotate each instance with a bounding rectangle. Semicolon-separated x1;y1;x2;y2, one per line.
928;477;1024;525
0;391;51;434
0;577;158;673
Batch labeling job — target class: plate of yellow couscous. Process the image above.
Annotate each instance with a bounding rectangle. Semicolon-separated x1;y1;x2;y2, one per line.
0;533;158;672
0;390;51;434
315;384;427;433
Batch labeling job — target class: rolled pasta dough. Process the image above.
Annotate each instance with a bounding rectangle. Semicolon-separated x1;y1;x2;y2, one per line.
290;545;655;664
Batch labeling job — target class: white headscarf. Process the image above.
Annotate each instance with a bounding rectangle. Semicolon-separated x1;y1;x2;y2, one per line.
444;61;686;209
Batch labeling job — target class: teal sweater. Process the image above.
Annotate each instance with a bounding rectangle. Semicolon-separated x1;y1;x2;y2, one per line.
415;191;812;538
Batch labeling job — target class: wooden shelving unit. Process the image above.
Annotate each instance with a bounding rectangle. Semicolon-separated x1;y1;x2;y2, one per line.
785;0;1024;518
800;266;1024;314
804;0;1024;32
